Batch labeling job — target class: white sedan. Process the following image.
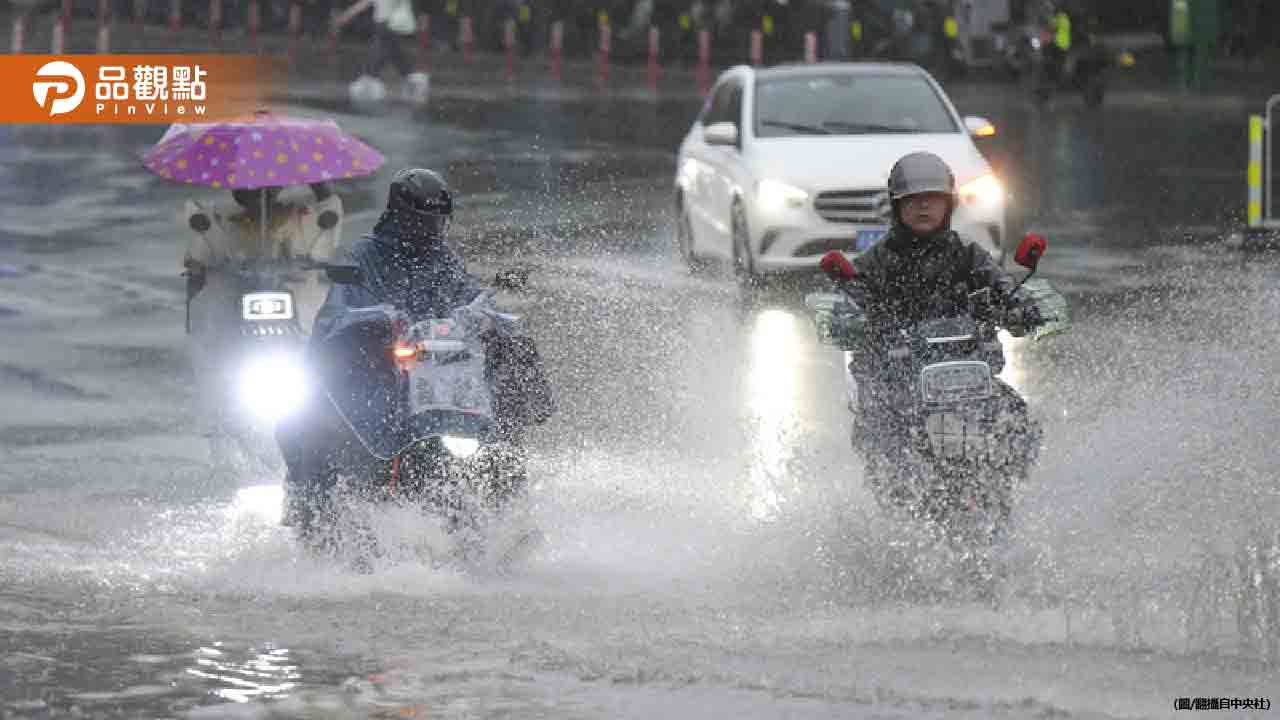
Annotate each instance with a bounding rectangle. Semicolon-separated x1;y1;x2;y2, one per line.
674;62;1007;282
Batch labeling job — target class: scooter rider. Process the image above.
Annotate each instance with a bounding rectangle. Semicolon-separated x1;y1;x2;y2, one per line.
276;168;554;526
183;182;343;335
851;152;1039;334
847;152;1043;503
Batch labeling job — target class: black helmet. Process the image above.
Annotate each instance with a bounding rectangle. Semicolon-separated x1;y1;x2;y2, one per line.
386;168;453;236
887;151;956;203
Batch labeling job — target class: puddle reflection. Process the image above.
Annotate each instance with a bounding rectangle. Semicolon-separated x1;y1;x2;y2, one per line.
743;308;806;522
185;643;301;703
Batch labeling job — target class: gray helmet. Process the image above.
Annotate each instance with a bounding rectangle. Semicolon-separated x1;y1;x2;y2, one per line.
887;151;957;203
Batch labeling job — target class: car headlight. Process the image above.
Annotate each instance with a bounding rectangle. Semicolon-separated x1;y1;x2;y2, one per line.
238;353;307;423
756;179;809;214
958;173;1004;207
441;435;480;458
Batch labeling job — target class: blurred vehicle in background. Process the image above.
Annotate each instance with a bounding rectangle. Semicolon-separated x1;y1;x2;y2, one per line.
675;62;1007;284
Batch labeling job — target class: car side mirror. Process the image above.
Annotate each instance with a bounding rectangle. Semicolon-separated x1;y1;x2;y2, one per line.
703;121;739;147
317;209;340;230
964;116;997;138
494;266;530;292
1014;233;1047;270
325;264;364;285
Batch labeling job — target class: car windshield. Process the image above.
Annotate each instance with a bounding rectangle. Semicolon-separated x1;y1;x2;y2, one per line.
754;74;959;138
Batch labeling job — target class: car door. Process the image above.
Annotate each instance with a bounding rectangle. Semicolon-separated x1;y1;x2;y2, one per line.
699;76;746;257
683;78;735;255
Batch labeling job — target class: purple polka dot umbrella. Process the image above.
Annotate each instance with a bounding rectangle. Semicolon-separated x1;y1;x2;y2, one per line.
141;109;385;189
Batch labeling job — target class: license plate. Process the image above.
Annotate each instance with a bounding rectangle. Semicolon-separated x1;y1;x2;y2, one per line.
919;361;993;405
854;228;888;251
407;351;493;418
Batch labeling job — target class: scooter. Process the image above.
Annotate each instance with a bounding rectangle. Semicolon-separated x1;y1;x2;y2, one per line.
291;264;540;565
805;235;1070;579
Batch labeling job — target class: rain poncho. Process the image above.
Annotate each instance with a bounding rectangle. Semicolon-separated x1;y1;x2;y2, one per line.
851;224;1021;333
281;207;552;480
184;191;344;337
310;212;486;346
183;195;343;268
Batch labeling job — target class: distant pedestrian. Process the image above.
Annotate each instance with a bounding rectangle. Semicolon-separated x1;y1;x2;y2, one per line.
350;0;429;103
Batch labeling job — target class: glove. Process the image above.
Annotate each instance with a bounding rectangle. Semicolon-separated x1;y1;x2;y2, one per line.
1006;301;1043;330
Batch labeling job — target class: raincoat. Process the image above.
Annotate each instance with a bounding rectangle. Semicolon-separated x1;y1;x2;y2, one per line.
310;227;485;345
294;218;552;460
851;224;1020;334
184;192;343;333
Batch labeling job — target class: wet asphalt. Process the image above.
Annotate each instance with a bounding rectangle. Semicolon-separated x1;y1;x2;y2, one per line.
1;55;1279;718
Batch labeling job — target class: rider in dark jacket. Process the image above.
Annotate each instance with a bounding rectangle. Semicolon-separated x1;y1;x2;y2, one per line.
277;168;553;526
847;152;1042;505
851;151;1035;341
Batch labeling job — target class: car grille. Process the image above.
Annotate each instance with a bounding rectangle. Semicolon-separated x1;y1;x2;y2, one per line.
814;188;891;224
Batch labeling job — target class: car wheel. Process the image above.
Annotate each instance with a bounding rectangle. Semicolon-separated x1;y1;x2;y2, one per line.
731;200;758;287
675;199;704;274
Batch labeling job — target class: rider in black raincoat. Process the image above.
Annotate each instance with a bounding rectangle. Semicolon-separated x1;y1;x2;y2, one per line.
277;168;553;526
850;154;1034;336
847;152;1042;503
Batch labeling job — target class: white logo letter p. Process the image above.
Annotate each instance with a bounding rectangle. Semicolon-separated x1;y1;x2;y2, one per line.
32;61;85;117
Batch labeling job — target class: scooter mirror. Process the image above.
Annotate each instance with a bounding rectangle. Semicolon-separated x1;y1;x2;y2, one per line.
325;265;364;285
819;250;856;281
1014;233;1047;270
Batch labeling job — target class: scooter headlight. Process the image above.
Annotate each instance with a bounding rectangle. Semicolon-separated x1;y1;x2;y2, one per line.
238;353;307;423
441;435;480;458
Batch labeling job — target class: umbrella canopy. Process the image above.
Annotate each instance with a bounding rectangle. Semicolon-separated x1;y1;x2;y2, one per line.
142;110;385;189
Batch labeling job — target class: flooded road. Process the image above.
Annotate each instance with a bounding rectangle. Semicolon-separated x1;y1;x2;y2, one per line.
1;72;1278;718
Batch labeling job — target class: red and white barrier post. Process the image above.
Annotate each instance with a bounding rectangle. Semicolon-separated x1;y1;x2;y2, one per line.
97;0;111;52
10;11;25;54
503;17;515;83
51;0;70;54
460;15;472;64
646;25;660;90
597;17;610;86
169;0;181;37
417;13;430;69
247;0;259;52
696;28;711;93
549;19;563;81
749;29;762;66
803;31;817;63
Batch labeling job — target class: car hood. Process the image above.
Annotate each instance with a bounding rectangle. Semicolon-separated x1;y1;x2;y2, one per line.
745;133;992;192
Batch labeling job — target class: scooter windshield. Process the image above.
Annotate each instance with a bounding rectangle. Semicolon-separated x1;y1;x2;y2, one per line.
915;316;978;343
